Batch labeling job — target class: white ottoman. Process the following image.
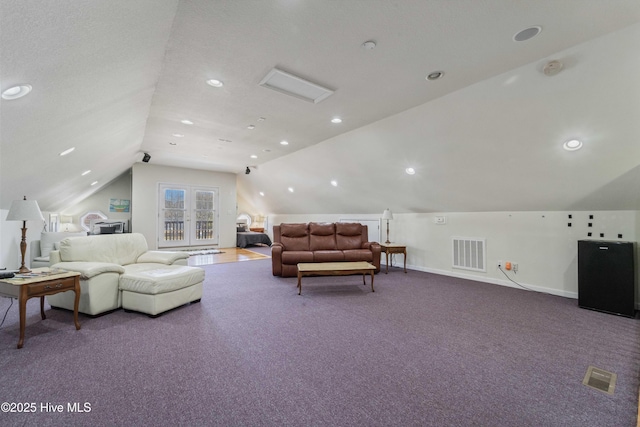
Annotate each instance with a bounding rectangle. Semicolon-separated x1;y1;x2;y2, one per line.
119;264;204;317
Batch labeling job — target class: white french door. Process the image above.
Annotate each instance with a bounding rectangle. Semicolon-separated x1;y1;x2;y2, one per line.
158;184;219;248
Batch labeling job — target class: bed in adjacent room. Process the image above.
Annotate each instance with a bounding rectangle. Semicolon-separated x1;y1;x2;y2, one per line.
236;230;272;248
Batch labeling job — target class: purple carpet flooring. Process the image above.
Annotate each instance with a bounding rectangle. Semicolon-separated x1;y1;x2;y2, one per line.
0;258;638;426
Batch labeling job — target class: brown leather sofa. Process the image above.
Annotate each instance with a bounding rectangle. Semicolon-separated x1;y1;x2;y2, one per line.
271;222;381;277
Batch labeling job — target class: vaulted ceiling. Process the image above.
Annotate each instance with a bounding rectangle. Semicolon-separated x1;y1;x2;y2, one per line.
2;1;639;214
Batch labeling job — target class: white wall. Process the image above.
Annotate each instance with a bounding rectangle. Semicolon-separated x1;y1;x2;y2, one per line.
132;163;237;249
59;171;132;232
268;210;639;303
0;173;133;270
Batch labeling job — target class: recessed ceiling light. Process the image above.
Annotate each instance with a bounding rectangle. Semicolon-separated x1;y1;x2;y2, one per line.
181;119;194;125
81;170;91;176
172;133;184;138
206;79;224;88
513;26;542;42
250;155;258;159
280;140;289;145
288;187;294;193
563;139;583;151
2;84;32;100
247;125;255;130
169;142;177;145
90;181;98;186
331;117;342;124
331;180;338;187
218;138;232;143
60;147;75;156
263;149;271;153
426;71;444;81
257;117;266;122
405;167;416;175
259;192;265;196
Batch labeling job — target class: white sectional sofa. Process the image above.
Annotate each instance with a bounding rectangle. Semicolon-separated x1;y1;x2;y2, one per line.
48;233;204;317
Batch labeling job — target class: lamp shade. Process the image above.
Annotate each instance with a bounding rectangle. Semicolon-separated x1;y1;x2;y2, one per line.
382;209;394;220
6;197;44;222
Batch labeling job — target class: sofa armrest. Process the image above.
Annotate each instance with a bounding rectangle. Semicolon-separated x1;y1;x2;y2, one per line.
137;251;189;265
50;262;125;279
271;243;283;276
50;250;61;265
361;242;381;272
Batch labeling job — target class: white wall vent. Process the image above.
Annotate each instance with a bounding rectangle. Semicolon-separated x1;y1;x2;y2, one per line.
452;237;486;272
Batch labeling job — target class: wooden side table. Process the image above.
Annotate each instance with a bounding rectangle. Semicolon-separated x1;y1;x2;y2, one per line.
0;268;81;349
380;244;407;274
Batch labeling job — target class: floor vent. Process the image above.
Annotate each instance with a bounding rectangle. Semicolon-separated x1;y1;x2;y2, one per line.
452;237;486;272
583;366;616;395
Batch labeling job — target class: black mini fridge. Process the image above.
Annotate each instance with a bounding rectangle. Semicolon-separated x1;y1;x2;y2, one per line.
578;240;636;318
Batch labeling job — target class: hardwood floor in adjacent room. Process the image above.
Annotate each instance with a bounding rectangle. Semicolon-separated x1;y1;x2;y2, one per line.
188;247;270;266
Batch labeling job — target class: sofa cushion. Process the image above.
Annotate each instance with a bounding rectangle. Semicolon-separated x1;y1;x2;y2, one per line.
343;249;373;262
40;231;86;257
281;223;308;237
280;223;309;251
336;223;364;250
282;251;314;265
50;261;125;279
120;264;205;295
137;251;189;265
314;250;344;262
309;223;337;250
59;233;149;265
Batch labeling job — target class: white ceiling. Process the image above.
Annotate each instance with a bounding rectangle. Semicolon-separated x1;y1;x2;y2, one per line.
1;1;639;214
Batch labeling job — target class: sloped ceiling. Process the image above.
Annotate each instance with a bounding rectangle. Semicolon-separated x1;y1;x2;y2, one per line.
1;1;639;214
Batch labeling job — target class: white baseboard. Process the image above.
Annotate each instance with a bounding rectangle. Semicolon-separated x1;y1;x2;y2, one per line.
399;263;579;300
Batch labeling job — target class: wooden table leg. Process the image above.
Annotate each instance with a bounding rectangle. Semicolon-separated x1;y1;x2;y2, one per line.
40;296;46;319
18;289;27;349
403;249;407;273
73;277;81;330
370;271;375;292
385;251;389;274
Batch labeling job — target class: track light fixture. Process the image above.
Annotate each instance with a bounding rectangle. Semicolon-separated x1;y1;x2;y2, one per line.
142;153;151;163
245;166;251;175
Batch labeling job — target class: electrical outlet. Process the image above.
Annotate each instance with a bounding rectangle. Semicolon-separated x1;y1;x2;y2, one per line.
497;260;503;269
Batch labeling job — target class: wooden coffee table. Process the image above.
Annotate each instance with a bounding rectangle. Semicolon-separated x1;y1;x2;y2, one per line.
0;268;81;349
296;262;376;295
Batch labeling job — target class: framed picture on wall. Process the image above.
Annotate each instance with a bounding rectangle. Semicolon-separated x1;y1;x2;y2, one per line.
109;199;130;213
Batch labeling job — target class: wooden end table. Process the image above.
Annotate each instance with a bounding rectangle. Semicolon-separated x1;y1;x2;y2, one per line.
296;262;376;295
380;244;407;274
0;268;81;349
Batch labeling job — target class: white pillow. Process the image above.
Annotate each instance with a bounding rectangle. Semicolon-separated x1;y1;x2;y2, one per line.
40;233;59;257
40;232;86;257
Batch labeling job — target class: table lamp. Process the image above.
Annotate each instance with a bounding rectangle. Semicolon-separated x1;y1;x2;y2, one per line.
6;196;45;273
61;215;73;232
382;208;394;244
